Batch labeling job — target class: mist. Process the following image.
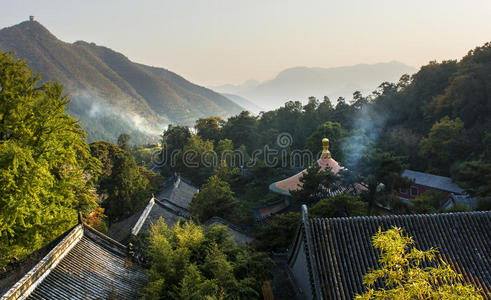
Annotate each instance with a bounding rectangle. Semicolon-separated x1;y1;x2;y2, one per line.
67;90;166;144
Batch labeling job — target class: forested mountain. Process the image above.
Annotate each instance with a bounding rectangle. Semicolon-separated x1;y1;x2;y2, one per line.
0;20;243;143
214;62;416;110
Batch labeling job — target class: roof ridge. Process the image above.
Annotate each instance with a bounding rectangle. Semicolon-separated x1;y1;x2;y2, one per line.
154;198;190;217
83;224;128;256
313;211;491;222
203;216;248;234
1;224;84;299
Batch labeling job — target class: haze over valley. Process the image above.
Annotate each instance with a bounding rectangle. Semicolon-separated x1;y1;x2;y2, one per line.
212;62;417;110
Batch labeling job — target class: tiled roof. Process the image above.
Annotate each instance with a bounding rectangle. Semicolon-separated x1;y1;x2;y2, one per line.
131;198;188;236
156;175;199;210
288;206;491;299
403;169;465;193
270;158;343;196
1;223;146;300
203;217;253;244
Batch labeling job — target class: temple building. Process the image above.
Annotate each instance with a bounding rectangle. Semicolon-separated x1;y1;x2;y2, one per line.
287;205;491;299
108;174;252;244
0;216;147;299
269;138;344;197
107;174;197;241
396;169;477;210
258;138;351;221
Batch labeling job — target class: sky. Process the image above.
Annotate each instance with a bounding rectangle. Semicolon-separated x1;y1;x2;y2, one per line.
1;0;491;86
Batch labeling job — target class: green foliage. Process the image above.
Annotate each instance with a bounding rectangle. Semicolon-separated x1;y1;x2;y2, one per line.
253;212;300;252
190;175;238;222
356;227;483;299
162;125;192;155
131;144;160;169
214;160;241;186
409;190;448;214
222;111;258;152
144;219;273;300
117;133;131;151
310;194;366;218
0;21;243;142
90;141;152;221
420;116;465;175
290;163;340;204
196;117;223;143
0;52;101;268
176;135;215;184
344;149;410;214
306;121;347;159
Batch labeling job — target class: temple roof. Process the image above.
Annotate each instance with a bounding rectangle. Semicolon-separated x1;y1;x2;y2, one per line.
269;138;344;196
156;175;199;210
288;206;491;299
131;197;188;236
270;157;344;196
402;169;465;193
1;222;146;300
203;217;253;244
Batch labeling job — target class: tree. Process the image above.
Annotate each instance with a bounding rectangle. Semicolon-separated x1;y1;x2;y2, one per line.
195;116;223;143
310;194;366;218
222;111;258;152
117;133;131;151
290;163;340;204
214;160;240;187
306;121;347;159
144;218;273;299
356;227;482;299
190;175;238;222
176;135;215;184
420;116;465;175
253;212;300;252
0;52;101;268
409;190;448;214
90;141;151;222
343;148;410;215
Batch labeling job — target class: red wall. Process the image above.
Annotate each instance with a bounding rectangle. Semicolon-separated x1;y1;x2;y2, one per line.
394;184;430;200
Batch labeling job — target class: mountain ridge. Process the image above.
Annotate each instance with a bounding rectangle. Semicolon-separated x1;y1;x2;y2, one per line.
213;61;417;110
0;20;244;143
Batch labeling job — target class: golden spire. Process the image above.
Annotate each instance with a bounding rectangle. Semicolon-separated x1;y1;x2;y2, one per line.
321;138;331;159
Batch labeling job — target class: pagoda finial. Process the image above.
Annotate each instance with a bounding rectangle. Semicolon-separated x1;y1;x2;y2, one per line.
321;138;331;159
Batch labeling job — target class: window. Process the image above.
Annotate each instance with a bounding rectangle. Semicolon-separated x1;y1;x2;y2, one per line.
410;187;418;197
400;188;408;194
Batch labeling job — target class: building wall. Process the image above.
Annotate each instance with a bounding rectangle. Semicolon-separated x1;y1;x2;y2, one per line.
394;184;449;200
290;244;313;300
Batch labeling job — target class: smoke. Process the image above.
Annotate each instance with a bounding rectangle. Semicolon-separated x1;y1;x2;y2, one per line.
341;102;388;171
67;90;167;143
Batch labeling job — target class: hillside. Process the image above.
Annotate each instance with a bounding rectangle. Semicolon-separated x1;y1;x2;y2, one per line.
214;62;417;110
0;20;244;143
221;93;263;114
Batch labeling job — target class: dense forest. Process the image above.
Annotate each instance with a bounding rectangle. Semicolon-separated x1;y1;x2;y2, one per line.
1;41;491;298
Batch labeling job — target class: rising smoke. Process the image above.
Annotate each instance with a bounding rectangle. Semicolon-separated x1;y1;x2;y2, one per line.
67;90;167;143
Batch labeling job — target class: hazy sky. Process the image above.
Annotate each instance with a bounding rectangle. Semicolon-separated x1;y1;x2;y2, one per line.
2;0;491;86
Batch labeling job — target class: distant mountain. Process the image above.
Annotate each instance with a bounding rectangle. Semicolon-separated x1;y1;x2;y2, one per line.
213;80;260;95
214;62;417;110
0;20;244;143
220;93;263;114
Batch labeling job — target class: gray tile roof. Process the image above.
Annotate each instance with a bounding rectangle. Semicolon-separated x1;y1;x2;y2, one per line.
203;217;253;244
156;175;199;210
402;169;465;193
131;197;189;236
1;223;147;300
288;206;491;299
